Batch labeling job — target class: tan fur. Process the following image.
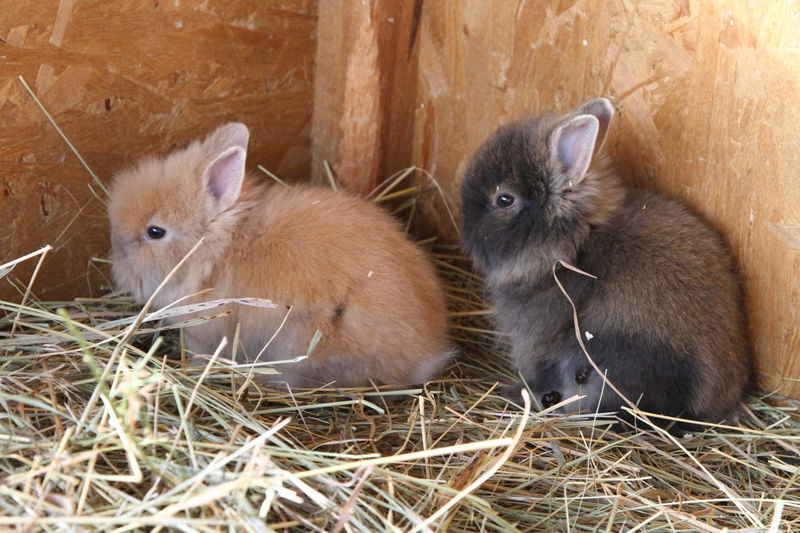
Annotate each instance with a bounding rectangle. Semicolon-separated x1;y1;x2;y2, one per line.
108;124;451;387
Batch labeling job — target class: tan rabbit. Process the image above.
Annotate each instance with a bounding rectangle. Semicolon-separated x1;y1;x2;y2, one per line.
108;123;452;387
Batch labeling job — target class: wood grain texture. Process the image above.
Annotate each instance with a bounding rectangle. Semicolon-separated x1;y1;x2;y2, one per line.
3;0;799;398
0;0;316;299
311;0;420;194
409;0;800;397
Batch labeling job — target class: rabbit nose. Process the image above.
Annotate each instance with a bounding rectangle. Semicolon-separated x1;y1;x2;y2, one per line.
575;368;590;384
541;390;562;408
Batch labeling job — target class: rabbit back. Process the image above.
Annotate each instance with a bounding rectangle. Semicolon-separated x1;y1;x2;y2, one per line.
461;98;752;425
496;189;750;423
195;182;452;387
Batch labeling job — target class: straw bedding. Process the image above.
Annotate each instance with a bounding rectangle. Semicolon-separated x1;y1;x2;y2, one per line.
0;164;798;531
2;237;799;532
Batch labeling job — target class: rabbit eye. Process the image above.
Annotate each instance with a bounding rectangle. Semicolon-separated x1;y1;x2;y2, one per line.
494;193;516;208
146;225;167;240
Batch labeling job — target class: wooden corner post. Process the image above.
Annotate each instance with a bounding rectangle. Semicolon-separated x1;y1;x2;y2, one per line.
312;0;422;194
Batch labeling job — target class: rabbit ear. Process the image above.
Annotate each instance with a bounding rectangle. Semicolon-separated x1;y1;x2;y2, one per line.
203;145;246;210
200;123;249;210
550;114;599;185
577;97;614;154
202;122;250;154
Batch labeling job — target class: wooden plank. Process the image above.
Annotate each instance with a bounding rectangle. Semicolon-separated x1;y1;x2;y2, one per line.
311;0;420;194
411;0;800;397
0;0;317;300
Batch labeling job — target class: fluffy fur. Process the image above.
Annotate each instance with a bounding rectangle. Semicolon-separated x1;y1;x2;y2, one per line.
460;98;752;426
109;123;452;387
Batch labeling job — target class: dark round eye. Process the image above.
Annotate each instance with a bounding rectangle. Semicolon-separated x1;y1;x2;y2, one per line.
146;225;166;240
495;193;516;208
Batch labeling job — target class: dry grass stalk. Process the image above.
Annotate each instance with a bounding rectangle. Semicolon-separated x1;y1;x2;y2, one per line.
1;168;799;532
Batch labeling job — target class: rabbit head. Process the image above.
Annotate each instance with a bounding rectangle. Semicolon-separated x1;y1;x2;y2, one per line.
460;98;624;286
108;123;250;307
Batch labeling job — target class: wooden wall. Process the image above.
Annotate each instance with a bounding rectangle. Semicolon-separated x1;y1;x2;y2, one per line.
315;0;800;398
0;0;316;299
3;1;798;397
311;0;422;194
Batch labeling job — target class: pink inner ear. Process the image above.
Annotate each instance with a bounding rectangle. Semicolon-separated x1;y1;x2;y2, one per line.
205;147;245;204
555;117;598;178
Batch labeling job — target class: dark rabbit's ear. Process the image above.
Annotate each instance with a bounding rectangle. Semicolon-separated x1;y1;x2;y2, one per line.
577;97;614;154
549;114;600;186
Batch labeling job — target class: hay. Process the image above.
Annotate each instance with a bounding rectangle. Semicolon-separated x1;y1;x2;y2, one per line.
2;244;799;532
2;171;800;532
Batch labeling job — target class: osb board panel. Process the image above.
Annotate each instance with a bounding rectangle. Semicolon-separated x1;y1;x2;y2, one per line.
411;1;800;396
0;0;316;300
312;0;421;194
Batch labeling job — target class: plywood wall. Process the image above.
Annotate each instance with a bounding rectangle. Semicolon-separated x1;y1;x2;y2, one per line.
314;0;800;398
3;0;798;397
0;0;316;300
407;0;800;397
312;0;422;194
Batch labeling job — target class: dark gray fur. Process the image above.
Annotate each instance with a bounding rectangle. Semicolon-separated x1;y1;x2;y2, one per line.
460;98;753;427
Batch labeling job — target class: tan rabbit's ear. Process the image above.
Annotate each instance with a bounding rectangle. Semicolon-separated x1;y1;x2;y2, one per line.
203;145;246;210
550;114;599;186
202;122;250;154
201;123;249;210
576;97;614;154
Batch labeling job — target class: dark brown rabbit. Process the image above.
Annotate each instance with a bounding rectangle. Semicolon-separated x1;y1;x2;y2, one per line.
460;97;752;427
